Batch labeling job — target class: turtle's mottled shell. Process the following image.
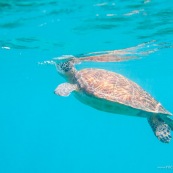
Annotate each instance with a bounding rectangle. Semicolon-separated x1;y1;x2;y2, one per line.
75;68;170;115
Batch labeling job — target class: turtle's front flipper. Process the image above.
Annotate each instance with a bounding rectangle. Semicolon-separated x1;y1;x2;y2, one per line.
77;41;158;63
54;83;78;97
148;115;172;143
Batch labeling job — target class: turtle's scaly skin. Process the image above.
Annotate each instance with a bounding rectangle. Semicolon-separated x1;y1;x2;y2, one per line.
75;68;171;115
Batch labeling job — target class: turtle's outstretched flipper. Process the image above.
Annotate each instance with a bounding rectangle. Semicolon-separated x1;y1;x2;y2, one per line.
54;83;78;97
77;40;158;63
78;53;137;63
148;115;172;143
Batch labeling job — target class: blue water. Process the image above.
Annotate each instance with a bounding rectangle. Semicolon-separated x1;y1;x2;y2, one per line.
1;1;173;173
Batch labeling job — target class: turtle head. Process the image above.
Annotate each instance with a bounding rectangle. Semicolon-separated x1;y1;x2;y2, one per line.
56;60;76;77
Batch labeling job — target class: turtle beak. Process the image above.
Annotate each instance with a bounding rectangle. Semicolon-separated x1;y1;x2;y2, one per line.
55;63;62;73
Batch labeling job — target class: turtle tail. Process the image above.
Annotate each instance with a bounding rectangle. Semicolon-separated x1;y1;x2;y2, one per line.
147;115;172;143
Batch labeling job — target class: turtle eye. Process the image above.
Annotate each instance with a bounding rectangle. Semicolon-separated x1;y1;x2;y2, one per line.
62;61;71;72
57;61;71;73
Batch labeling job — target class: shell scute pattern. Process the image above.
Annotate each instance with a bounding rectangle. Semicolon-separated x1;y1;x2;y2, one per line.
75;68;169;114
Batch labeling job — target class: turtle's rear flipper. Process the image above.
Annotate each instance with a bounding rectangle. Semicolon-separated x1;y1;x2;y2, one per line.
159;115;173;131
148;115;172;143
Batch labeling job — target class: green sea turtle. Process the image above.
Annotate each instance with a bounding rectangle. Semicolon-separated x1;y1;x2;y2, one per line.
54;48;173;143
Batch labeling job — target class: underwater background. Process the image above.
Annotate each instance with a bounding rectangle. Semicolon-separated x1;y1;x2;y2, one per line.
0;0;173;173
